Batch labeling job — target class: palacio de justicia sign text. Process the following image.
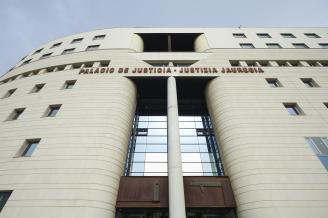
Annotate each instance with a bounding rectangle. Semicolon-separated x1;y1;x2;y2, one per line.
79;67;264;75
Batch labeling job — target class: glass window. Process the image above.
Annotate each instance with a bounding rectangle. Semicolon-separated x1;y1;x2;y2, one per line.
8;108;25;121
0;191;12;212
3;88;16;98
197;136;207;144
324;103;328;108
182;153;202;162
21;139;40;157
305;33;320;38
199;144;209;152
86;45;100;51
148;122;167;128
283;103;303;115
31;83;45;93
301;78;319;87
64;80;76;89
71;38;83;44
146;145;167;152
40;53;52;59
33;48;43;54
266;43;282;48
319;43;328;48
182;163;203;173
148;116;167;121
305;137;328;170
145;153;167;162
281;33;296;38
202;162;218;173
21;59;32;65
139;116;149;121
132;153;146;162
180;136;199;144
200;153;216;162
195;122;204;128
181;144;200;152
257;33;271;38
136;136;147;144
266;78;282;87
125;103;224;176
233;33;246;38
293;43;309;48
147;136;167;144
180;129;197;136
179;122;195;128
144;163;167;173
240;43;255;48
62;48;75;54
135;144;146;152
93;34;106;40
51;42;62;48
46;104;61;117
138;122;148;128
179;116;195;121
148;129;167;136
131;162;145;173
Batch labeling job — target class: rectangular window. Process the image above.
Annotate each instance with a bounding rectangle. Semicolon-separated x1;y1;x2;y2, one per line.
86;45;100;51
293;43;309;48
84;62;93;68
56;65;65;71
257;33;271;38
305;33;320;38
319;61;328;66
319;43;328;48
100;61;110;67
3;88;16;98
138;33;201;52
229;60;240;67
305;137;328;170
324;103;328;108
40;53;52;59
233;33;246;38
283;103;303;115
21;59;32;65
0;191;12;212
258;61;269;66
266;43;282;48
246;61;257;66
62;48;75;55
307;61;319;66
64;80;76;89
70;38;83;44
301;78;319;87
93;34;106;40
266;78;282;87
20;139;40;157
289;61;300;66
281;33;296;38
51;42;62;48
46;104;62;117
33;48;43;54
240;43;255;48
31;83;45;93
7;108;25;121
72;63;83;69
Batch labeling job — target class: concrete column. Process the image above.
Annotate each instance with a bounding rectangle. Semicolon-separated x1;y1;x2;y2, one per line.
167;76;186;218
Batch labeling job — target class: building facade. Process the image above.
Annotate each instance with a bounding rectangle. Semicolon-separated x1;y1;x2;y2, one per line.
0;28;328;218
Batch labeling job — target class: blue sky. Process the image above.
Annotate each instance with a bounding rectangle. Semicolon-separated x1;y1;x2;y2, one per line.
1;0;328;76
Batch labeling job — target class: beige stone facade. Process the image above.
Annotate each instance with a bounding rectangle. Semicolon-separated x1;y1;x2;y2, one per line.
0;28;328;218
